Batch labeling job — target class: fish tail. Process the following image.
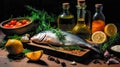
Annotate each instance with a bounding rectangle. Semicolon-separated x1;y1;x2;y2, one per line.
86;43;100;53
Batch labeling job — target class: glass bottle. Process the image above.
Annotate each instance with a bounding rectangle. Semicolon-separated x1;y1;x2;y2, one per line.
57;2;75;32
72;0;91;40
92;4;105;33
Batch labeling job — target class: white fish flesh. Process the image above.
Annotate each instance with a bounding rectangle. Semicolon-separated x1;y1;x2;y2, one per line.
30;30;100;53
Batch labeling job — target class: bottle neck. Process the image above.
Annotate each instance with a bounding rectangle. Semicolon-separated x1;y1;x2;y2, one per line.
63;8;70;15
96;6;103;13
93;5;105;21
77;6;86;24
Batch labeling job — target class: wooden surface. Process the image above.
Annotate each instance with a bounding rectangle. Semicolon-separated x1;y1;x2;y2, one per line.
28;42;90;57
0;48;120;67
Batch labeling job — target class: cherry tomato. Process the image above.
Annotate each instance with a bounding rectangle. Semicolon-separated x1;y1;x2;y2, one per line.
4;24;10;28
16;22;22;27
9;24;14;28
21;19;29;24
9;19;17;25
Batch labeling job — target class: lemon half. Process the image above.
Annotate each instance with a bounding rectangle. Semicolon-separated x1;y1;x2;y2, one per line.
104;23;117;36
92;31;107;44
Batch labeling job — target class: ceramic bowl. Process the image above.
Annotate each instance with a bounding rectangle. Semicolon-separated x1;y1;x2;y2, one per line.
0;17;38;35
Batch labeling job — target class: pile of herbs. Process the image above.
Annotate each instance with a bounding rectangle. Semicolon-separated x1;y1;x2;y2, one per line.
99;33;120;53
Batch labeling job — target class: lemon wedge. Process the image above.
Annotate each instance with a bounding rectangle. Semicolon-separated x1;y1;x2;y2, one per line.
92;31;107;44
104;23;117;36
25;50;43;61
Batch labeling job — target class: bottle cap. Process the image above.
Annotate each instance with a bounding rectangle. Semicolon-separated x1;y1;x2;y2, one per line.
62;2;70;9
95;4;103;7
77;0;85;5
77;0;86;9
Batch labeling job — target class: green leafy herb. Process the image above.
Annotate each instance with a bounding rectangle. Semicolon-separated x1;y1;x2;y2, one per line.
63;45;84;51
100;33;120;53
22;48;32;54
7;34;22;40
0;40;6;48
26;5;56;34
51;29;66;44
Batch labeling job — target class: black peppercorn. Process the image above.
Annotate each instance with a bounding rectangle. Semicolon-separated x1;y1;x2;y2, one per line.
48;56;55;61
61;62;66;67
55;58;60;64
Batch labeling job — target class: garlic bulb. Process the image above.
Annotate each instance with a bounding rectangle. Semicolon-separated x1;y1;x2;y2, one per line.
21;34;30;43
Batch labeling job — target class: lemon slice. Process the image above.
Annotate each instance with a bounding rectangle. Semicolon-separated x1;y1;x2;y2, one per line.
25;50;43;61
92;31;107;44
104;23;117;36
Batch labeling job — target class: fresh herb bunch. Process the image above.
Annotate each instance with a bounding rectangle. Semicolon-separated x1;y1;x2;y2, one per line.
99;33;120;53
26;5;55;33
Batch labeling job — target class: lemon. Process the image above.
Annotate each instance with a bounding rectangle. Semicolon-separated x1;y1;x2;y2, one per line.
104;23;117;36
5;39;24;54
25;50;43;61
91;31;107;44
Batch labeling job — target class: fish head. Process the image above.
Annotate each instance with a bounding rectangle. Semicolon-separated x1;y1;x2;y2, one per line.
30;33;46;43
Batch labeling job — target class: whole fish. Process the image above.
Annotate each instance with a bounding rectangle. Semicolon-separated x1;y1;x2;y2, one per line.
31;30;100;53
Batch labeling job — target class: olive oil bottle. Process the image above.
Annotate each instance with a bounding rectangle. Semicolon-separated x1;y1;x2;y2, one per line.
72;0;91;40
57;2;75;32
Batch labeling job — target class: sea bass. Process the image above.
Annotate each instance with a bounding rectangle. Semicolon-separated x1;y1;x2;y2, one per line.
31;30;100;53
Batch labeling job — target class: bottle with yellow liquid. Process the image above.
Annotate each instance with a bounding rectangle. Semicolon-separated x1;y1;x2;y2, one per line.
72;0;91;40
57;2;75;32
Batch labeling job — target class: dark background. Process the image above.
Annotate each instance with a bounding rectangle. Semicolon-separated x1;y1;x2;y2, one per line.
0;0;120;26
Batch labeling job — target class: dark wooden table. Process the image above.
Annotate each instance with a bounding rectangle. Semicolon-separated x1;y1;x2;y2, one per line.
0;48;120;67
1;30;120;67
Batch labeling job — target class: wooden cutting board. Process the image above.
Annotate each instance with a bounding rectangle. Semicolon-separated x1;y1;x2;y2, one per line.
27;42;90;57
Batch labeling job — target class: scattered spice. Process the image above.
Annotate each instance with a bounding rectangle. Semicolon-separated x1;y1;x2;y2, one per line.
70;61;77;65
93;59;102;64
48;56;55;61
55;58;60;64
61;62;66;67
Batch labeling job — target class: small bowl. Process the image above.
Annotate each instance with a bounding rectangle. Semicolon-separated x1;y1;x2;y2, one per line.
108;45;120;58
0;17;38;35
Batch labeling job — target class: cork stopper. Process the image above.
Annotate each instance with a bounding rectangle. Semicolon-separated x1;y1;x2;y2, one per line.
77;0;85;6
62;2;70;9
95;4;103;7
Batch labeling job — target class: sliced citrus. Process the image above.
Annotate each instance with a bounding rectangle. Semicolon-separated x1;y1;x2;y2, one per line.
25;50;43;61
91;31;107;44
104;23;117;36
